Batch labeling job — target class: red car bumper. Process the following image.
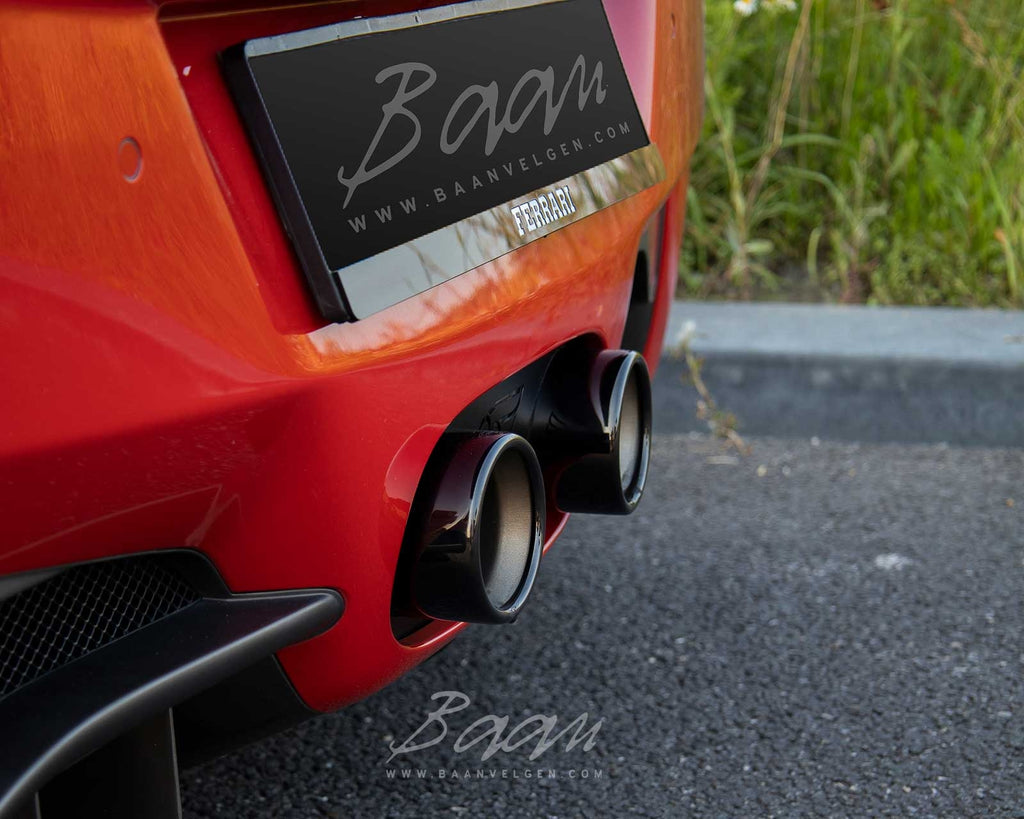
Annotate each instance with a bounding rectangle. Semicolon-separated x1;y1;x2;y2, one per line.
0;0;702;736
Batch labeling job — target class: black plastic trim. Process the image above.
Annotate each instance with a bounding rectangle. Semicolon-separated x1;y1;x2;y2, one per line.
0;569;61;605
173;656;317;769
0;588;342;818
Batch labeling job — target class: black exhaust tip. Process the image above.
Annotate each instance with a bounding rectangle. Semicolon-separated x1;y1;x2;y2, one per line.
407;433;545;624
552;350;653;515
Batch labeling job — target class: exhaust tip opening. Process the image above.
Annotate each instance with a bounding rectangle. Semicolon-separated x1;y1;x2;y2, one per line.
479;449;537;610
618;369;643;492
613;358;651;507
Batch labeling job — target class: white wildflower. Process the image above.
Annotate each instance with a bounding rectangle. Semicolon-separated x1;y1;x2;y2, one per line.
733;0;758;17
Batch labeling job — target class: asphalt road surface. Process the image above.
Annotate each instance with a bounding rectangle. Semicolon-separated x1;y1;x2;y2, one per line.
182;434;1024;818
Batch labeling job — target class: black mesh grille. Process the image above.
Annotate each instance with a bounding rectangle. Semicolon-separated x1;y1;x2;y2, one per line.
0;559;200;699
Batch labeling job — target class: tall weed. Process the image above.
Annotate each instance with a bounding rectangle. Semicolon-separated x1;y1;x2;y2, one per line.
683;0;1024;307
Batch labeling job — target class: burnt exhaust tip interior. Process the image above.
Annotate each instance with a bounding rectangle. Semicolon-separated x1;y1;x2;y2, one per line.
552;350;653;515
479;448;537;609
617;365;645;493
406;433;544;625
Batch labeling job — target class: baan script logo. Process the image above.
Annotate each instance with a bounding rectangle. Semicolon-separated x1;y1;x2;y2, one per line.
385;691;603;765
337;55;607;209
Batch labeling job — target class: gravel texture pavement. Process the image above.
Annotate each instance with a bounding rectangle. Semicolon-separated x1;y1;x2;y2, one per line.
182;433;1024;818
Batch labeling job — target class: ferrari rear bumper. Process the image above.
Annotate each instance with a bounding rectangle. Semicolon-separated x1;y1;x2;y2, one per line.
0;0;703;720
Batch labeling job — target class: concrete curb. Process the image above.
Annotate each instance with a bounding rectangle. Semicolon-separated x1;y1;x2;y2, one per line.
654;302;1024;447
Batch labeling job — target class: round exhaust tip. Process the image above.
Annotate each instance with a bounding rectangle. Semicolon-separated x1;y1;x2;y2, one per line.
409;433;545;624
555;351;652;515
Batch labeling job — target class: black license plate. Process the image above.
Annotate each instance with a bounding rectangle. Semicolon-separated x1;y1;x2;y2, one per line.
224;0;664;321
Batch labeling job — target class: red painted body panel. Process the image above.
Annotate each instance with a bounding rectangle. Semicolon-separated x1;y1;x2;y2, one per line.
0;0;703;711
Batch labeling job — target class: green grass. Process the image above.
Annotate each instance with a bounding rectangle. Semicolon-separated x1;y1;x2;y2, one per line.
682;0;1024;307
